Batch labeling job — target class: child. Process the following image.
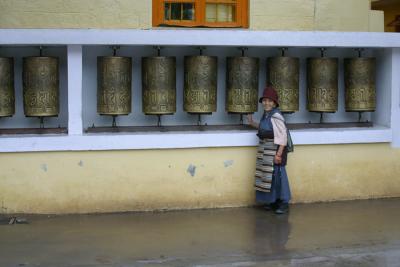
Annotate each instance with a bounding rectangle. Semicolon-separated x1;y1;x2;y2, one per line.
247;86;291;214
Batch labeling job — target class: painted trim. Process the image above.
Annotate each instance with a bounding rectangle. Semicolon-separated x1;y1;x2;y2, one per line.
391;48;400;148
67;45;83;135
1;29;400;48
0;29;399;152
0;126;392;152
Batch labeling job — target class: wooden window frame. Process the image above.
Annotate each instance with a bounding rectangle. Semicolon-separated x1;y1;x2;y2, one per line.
152;0;249;28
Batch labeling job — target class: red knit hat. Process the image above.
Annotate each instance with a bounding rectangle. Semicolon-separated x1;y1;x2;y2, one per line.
259;86;279;106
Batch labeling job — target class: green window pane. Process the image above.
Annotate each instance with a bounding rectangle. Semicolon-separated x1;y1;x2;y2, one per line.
183;3;195;20
164;3;170;20
171;3;182;20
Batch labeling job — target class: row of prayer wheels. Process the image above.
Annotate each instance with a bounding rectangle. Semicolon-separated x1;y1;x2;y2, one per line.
0;56;59;119
98;55;260;116
0;49;376;122
98;50;376;117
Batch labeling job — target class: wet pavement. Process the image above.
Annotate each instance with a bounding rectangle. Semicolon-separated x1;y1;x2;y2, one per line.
1;198;400;267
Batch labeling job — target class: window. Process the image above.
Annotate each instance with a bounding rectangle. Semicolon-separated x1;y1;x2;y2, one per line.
153;0;249;28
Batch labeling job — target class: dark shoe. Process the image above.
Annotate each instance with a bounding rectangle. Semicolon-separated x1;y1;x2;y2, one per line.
264;202;278;211
274;203;289;214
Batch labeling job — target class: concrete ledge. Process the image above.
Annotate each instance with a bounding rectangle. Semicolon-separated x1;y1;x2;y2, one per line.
1;29;400;47
0;126;392;152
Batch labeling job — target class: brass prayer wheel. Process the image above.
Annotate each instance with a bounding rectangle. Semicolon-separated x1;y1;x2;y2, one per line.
0;57;15;117
307;58;338;113
23;56;59;117
142;56;176;115
344;57;376;112
226;57;259;113
184;55;217;113
97;56;132;115
267;57;299;113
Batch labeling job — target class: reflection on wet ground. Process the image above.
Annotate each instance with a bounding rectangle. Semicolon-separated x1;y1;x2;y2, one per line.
1;198;400;266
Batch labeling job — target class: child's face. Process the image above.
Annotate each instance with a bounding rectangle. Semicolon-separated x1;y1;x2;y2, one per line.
262;98;276;111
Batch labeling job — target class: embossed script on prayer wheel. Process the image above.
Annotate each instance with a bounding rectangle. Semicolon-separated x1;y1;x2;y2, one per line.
307;58;338;112
226;57;259;113
184;56;217;114
97;56;132;115
267;57;299;113
0;57;15;117
23;57;59;117
142;57;176;115
344;58;376;112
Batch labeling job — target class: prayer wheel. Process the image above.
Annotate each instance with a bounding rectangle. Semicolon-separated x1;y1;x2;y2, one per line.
226;57;259;113
267;57;299;113
23;56;59;117
97;56;132;115
307;58;338;113
0;57;15;117
142;56;176;115
184;55;217;113
344;57;376;112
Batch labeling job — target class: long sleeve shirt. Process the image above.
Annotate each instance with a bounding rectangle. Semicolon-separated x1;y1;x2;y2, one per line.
271;112;288;146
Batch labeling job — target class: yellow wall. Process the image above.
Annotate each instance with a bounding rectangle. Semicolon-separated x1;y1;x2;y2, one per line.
1;143;399;214
0;0;383;31
250;0;383;31
249;0;315;31
0;0;394;215
0;0;152;29
369;10;385;32
314;0;370;31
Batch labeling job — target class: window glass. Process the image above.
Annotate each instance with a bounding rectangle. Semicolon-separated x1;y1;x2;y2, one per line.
206;3;235;22
171;3;182;20
183;3;195;20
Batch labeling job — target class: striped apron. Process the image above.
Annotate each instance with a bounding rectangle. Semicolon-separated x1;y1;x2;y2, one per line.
254;138;277;193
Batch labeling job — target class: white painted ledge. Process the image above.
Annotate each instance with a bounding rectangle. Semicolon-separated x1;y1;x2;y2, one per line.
0;29;398;151
0;126;392;152
1;29;400;48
